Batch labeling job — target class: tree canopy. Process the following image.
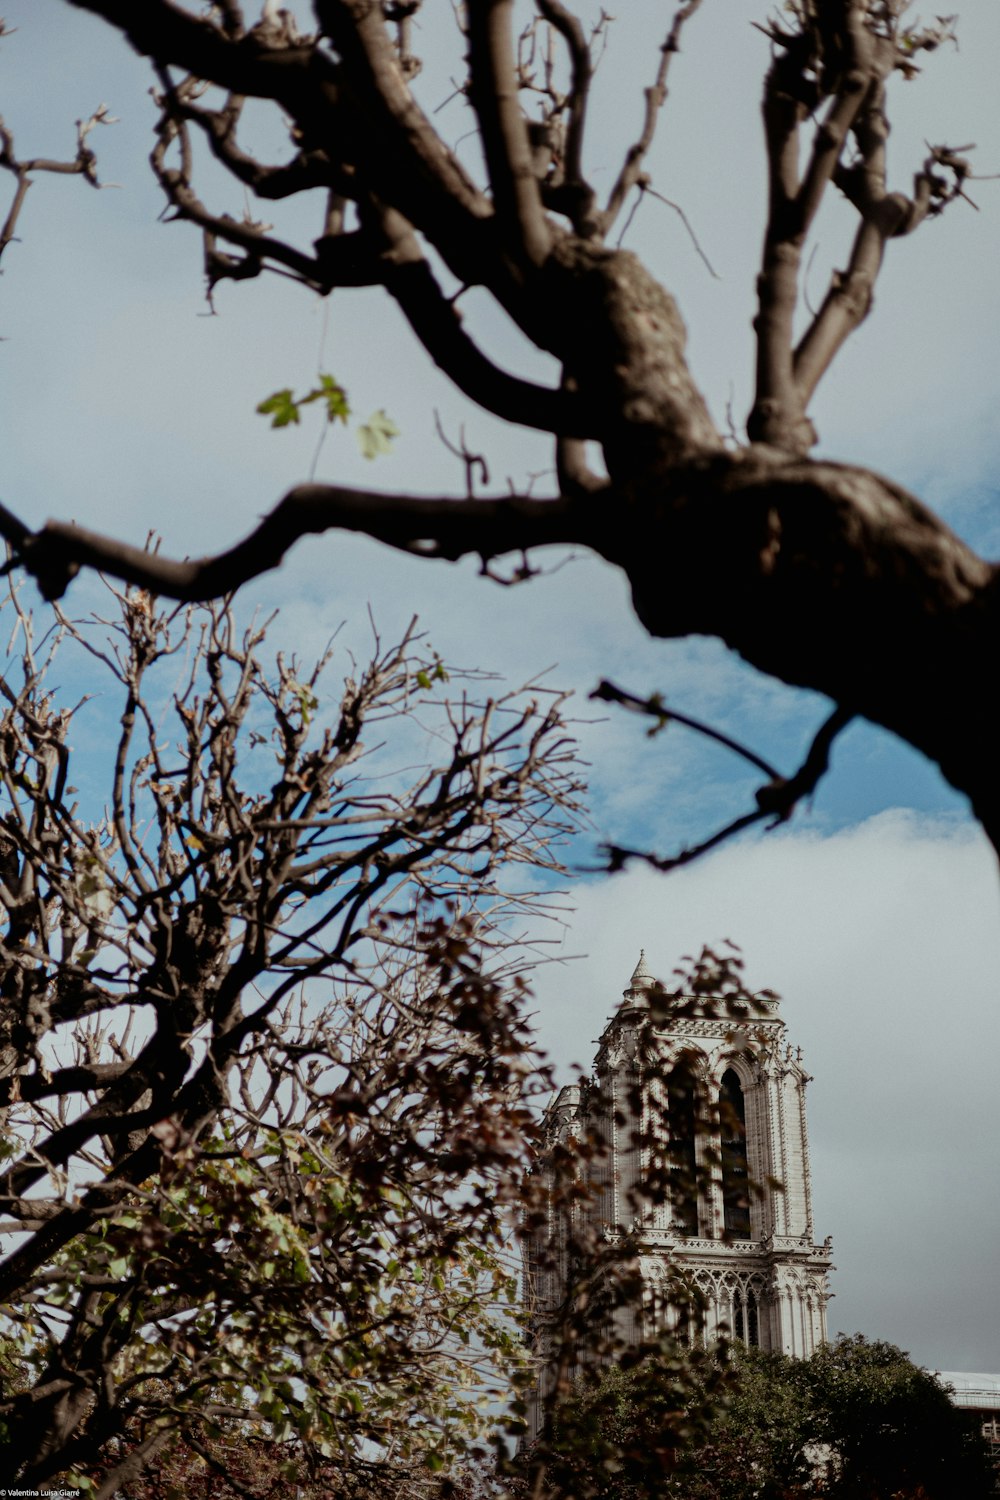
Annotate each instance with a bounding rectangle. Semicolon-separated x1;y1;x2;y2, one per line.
539;1335;996;1499
0;579;583;1491
0;0;998;861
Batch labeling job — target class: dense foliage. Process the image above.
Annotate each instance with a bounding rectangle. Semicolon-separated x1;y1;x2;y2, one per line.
539;1335;996;1500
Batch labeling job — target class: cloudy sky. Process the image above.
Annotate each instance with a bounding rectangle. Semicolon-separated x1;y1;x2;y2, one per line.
2;0;999;1374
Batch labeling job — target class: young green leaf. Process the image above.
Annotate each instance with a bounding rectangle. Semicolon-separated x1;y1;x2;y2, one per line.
299;372;350;424
256;388;301;428
357;408;399;460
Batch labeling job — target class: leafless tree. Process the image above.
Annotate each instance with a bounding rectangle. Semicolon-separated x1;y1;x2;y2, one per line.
0;0;994;858
0;575;583;1489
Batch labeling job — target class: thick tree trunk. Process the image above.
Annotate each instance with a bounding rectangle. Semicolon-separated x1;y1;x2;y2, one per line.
598;447;1000;846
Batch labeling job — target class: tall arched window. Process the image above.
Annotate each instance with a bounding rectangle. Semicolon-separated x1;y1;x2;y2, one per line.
746;1288;759;1347
720;1068;751;1240
732;1286;760;1346
667;1060;699;1236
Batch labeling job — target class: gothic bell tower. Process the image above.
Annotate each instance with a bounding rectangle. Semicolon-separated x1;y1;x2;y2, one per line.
598;950;834;1355
524;950;833;1431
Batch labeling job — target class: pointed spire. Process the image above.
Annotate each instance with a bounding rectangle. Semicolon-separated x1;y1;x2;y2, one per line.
620;948;656;1007
630;949;654;989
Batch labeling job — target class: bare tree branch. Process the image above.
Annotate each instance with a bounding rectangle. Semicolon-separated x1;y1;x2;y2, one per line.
372;206;588;433
535;0;598;234
590;680;782;780
313;0;495;281
65;0;320;100
467;0;553;268
0;484;598;603
748;2;966;450
794;124;970;403
0;105;114;267
601;704;853;874
599;0;704;236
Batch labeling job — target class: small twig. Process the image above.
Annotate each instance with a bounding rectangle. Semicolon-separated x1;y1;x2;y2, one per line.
433;411;490;497
600;807;766;876
619;180;721;279
753;704;854;822
594;700;854;875
599;0;705;234
723;384;741;447
591;679;780;779
0;105;116;268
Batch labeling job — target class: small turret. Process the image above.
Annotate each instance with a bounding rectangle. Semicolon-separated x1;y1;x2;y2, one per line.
623;947;655;1002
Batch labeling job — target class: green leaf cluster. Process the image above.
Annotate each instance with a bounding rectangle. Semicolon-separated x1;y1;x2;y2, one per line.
548;1336;997;1500
255;374;399;459
255;373;350;429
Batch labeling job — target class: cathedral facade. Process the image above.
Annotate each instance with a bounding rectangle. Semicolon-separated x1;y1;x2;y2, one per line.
524;952;833;1432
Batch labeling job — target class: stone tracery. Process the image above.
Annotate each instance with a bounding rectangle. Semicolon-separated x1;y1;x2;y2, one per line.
523;950;834;1435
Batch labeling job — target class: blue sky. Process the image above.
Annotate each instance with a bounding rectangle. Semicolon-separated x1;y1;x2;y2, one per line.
2;0;999;1374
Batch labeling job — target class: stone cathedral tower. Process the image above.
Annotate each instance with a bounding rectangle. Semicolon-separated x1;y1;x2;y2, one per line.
524;952;833;1433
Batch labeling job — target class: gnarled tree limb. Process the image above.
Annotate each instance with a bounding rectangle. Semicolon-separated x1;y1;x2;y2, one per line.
7;0;997;867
